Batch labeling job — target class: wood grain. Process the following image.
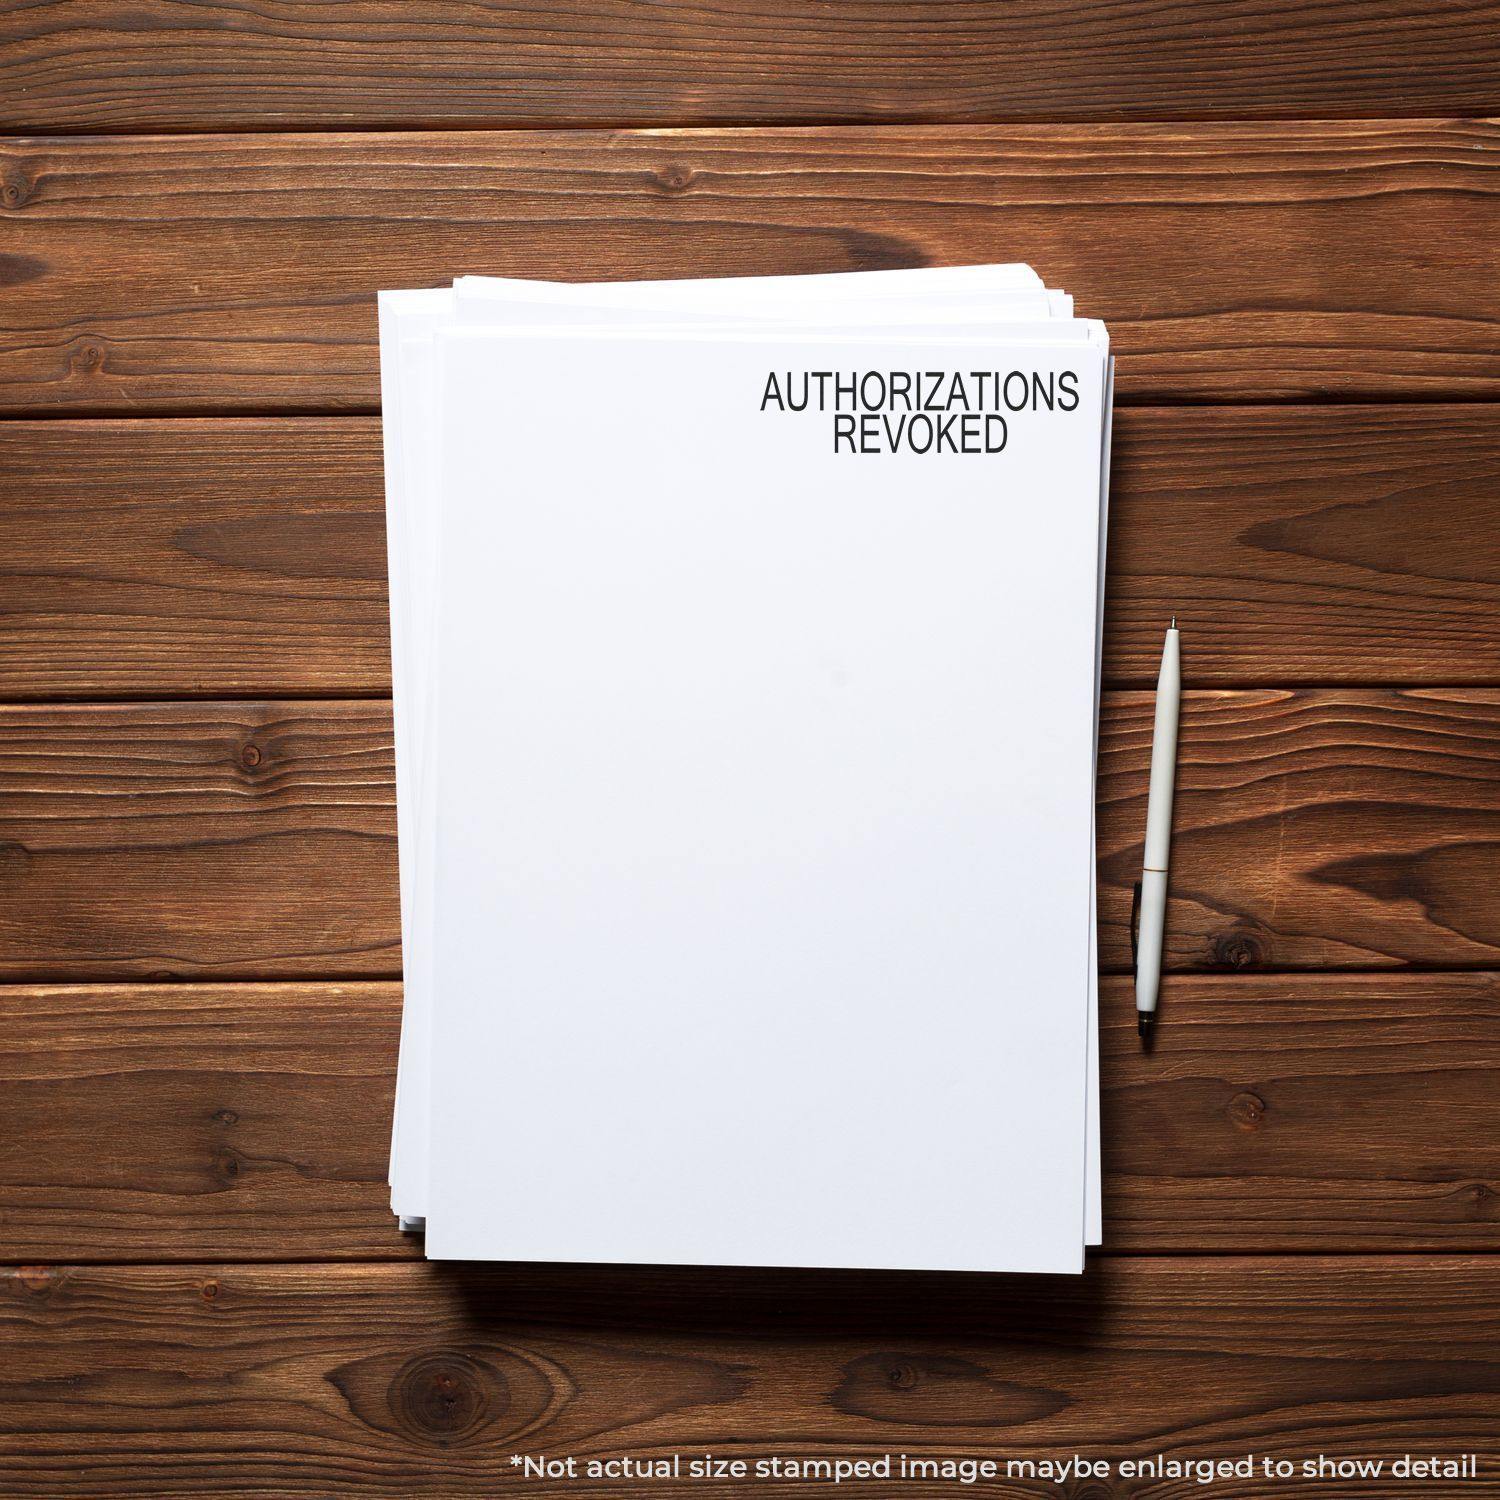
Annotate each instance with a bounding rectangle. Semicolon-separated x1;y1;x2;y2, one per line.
5;407;1498;699
2;123;1497;412
1;1258;1496;1495
1104;405;1500;688
0;702;398;980
1103;972;1500;1249
0;975;1494;1261
0;419;389;699
4;0;1499;133
0;982;409;1262
1097;688;1500;973
5;690;1500;979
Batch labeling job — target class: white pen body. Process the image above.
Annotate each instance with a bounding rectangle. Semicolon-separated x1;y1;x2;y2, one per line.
1136;626;1180;1016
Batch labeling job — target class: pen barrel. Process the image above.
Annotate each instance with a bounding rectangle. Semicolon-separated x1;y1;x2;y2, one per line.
1142;628;1180;873
1135;868;1169;1012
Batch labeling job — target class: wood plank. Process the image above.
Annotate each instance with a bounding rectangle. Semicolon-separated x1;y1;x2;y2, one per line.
4;690;1500;979
1105;405;1500;688
5;0;1499;132
5;407;1498;698
0;419;389;699
0;982;411;1262
1103;972;1500;1249
1;123;1497;411
1097;688;1500;972
0;975;1494;1261
1;1258;1496;1494
0;702;399;980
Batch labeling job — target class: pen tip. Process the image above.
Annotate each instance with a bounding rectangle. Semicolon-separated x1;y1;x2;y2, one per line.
1170;615;1177;631
1138;1013;1156;1048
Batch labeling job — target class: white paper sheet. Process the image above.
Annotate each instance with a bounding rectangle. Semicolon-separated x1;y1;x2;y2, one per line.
379;267;1111;1258
419;327;1104;1272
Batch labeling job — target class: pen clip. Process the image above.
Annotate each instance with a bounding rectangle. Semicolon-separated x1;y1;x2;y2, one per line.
1129;879;1143;980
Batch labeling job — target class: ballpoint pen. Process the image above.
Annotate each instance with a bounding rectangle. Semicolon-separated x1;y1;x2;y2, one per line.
1135;618;1180;1046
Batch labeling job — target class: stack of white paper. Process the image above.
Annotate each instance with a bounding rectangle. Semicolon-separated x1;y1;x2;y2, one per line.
379;264;1113;1274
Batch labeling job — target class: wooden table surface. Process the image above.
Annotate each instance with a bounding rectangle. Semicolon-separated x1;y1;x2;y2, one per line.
2;4;1499;1495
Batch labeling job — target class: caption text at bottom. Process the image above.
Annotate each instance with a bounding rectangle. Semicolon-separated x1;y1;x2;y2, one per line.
509;1452;1479;1486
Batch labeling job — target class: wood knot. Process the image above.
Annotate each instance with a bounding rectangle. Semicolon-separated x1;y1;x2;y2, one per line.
390;1352;498;1444
200;1278;220;1303
213;1147;243;1182
331;1342;566;1445
1207;923;1268;969
0;166;35;209
16;1266;55;1296
1227;1090;1267;1131
212;1107;239;1126
68;335;109;375
240;744;261;768
1462;1182;1497;1218
832;1352;1065;1426
650;162;696;193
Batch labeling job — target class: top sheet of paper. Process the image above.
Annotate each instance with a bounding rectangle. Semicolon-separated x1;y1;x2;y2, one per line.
420;327;1104;1273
